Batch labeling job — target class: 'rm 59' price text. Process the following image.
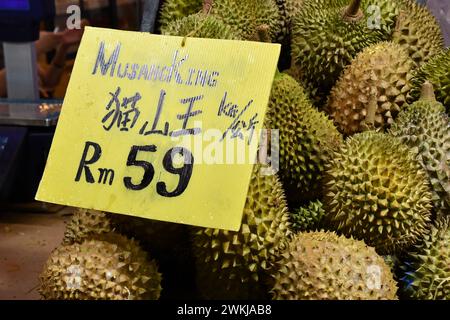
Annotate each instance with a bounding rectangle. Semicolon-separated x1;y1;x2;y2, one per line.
74;141;194;197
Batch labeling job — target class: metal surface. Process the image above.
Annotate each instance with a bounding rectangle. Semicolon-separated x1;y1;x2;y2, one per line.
3;42;39;100
140;0;160;32
0;101;61;127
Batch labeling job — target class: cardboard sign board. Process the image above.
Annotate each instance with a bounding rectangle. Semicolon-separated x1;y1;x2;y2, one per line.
36;27;280;231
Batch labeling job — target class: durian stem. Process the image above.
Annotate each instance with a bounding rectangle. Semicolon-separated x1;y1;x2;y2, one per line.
364;96;377;128
256;24;271;43
346;0;362;16
343;0;364;22
420;81;437;102
394;10;406;32
203;0;213;14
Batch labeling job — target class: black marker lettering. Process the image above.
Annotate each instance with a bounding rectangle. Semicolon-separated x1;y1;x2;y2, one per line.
75;141;102;183
92;41;121;77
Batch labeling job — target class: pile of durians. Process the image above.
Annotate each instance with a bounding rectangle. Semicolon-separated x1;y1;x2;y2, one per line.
39;0;449;300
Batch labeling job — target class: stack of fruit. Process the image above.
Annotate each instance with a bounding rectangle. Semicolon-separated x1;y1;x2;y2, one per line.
39;0;449;300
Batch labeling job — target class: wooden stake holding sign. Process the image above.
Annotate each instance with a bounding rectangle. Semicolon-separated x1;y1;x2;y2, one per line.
36;27;280;231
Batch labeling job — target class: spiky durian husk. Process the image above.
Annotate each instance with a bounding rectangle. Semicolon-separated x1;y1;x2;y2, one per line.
159;0;203;32
271;231;398;300
275;0;304;42
210;0;281;41
39;233;162;300
400;217;450;300
284;0;304;21
63;207;187;257
327;42;414;135
111;215;195;299
383;255;400;275
63;208;115;245
111;214;188;255
291;0;399;105
409;49;450;113
390;99;450;214
265;73;342;203
191;165;292;299
163;13;241;39
323;131;432;254
291;200;325;232
392;0;444;67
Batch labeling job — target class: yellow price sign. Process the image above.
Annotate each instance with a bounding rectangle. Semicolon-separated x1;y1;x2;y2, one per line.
36;27;280;231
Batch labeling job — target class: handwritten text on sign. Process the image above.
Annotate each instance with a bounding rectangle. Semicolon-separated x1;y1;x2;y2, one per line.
36;27;280;231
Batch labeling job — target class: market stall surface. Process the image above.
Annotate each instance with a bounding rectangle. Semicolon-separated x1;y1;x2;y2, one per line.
0;207;70;300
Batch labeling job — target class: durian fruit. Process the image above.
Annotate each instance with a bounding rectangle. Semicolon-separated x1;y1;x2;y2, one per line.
111;216;196;299
63;206;187;257
392;0;444;67
265;72;342;204
323;131;432;254
390;82;450;214
327;42;414;135
271;231;398;300
62;208;114;244
159;0;203;32
63;208;187;256
275;0;304;42
383;255;400;275
39;233;162;300
210;0;282;41
62;206;194;298
291;200;325;232
282;0;304;21
163;14;241;40
291;0;399;105
409;48;450;113
191;164;292;299
112;215;186;254
400;217;450;300
163;2;241;40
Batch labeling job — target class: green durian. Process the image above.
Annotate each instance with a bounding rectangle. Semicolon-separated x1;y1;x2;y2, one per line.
291;200;325;232
282;0;305;21
191;164;292;299
390;82;450;214
265;72;342;204
39;233;162;300
383;255;400;275
327;42;414;135
63;206;187;256
210;0;282;41
159;0;203;32
112;215;187;254
400;217;450;300
409;48;450;113
323;131;432;254
62;208;115;244
271;231;398;300
392;0;444;67
113;216;195;299
114;217;196;299
62;208;193;298
275;0;305;42
163;8;241;40
291;0;399;105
